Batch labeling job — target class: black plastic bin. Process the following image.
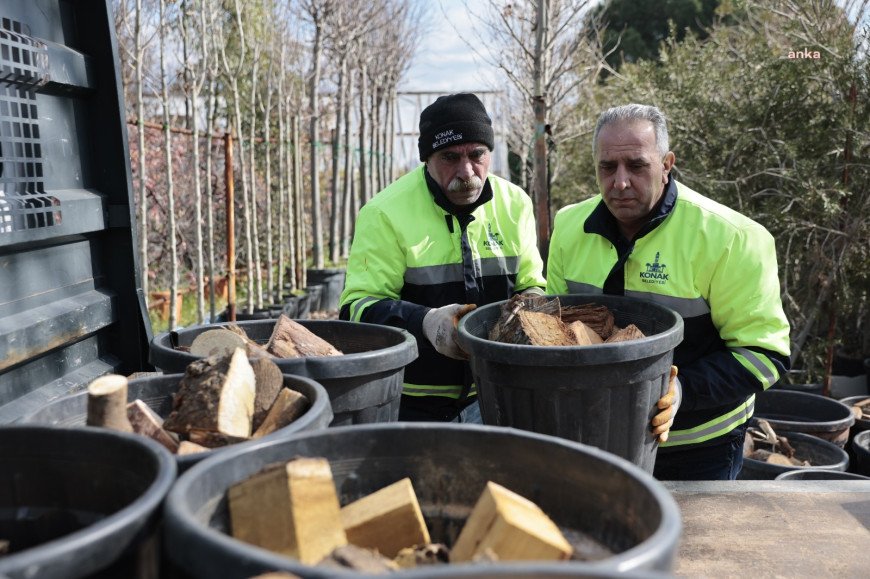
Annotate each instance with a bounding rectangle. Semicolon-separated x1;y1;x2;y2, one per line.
853;430;870;476
754;389;855;448
163;424;682;578
457;294;683;473
775;469;870;481
19;373;332;474
306;268;347;312
305;284;324;312
0;426;176;579
150;320;417;426
739;430;849;480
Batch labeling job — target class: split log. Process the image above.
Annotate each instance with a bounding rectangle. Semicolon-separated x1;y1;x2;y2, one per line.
518;310;574;347
177;441;209;456
86;375;134;433
189;328;248;358
126;399;179;453
340;477;430;558
489;295;561;344
561;304;615;339
567;320;604;345
187;428;250;449
228;457;347;565
604;324;646;343
162;348;256;438
252;388;310;438
250;355;284;431
450;481;573;563
267;314;343;358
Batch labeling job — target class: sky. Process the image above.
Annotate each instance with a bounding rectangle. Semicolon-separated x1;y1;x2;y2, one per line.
394;0;506;172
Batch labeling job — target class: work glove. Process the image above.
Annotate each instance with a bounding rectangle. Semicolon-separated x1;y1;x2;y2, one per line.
422;304;477;360
651;365;681;443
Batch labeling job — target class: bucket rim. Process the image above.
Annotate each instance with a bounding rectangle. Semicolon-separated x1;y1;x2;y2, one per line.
166;423;682;576
457;294;684;366
0;426;176;576
754;389;855;433
19;373;335;471
150;319;418;377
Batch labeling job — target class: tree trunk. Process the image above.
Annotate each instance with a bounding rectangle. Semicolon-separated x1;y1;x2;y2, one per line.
205;75;218;320
248;53;263;309
357;63;369;206
135;0;148;302
532;0;551;256
309;23;325;269
329;54;346;265
277;46;287;297
294;113;307;289
341;73;354;259
264;57;275;304
159;0;179;330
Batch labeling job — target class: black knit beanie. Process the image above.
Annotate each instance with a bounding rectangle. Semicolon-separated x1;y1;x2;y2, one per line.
418;93;494;161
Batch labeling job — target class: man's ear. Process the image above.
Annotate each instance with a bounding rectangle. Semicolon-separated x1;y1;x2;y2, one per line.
662;151;676;183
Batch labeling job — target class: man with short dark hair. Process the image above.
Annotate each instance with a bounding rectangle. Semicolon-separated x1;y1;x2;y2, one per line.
340;93;546;422
547;103;791;480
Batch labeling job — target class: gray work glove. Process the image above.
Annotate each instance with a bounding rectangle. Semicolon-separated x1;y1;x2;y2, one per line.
520;286;546;296
422;304;477;360
651;365;682;443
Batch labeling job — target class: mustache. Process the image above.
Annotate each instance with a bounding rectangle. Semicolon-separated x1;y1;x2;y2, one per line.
447;175;484;193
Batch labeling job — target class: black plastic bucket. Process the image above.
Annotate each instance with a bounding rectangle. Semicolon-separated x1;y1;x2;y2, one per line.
0;426;176;579
852;430;870;476
150;320;418;426
754;389;855;448
282;295;300;318
164;424;682;578
234;308;277;321
306;268;346;312
305;284;324;312
296;291;312;319
20;373;332;474
775;469;870;481
739;430;849;480
771;383;824;396
457;294;683;473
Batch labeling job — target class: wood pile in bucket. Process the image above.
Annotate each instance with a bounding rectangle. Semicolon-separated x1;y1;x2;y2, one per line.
84;314;343;454
743;419;811;467
228;457;576;574
488;295;646;346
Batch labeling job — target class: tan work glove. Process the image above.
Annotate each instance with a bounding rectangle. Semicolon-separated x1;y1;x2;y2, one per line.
422;304;477;360
651;366;681;443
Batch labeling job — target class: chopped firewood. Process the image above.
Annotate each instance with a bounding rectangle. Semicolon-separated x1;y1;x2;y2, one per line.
394;543;450;568
489;295;562;344
250;355;285;431
162;348;256;438
228;458;347;565
567;320;604;345
187;428;250;449
86;374;134;433
220;325;273;358
855;399;870;408
177;440;209;455
189;328;248;358
126;399;179;453
267;314;343;358
604;324;646;343
518;310;575;346
561;303;615;339
317;544;398;574
471;548;500;563
252;388;310;438
340;478;430;558
451;481;573;563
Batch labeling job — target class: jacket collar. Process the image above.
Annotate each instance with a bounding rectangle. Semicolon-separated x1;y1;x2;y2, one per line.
584;174;678;244
424;165;494;216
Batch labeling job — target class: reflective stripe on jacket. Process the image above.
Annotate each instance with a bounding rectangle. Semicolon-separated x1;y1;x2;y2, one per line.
546;178;790;448
340;165;545;400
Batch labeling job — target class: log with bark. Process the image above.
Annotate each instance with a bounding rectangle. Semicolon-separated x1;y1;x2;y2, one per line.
162;347;256;439
267;314;343;358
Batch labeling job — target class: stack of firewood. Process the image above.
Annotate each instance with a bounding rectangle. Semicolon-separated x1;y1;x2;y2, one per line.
86;315;344;454
488;295;646;346
229;458;574;574
850;398;870;422
743;419;811;467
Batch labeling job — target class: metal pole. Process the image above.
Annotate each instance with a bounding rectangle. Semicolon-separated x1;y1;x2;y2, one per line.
225;130;236;322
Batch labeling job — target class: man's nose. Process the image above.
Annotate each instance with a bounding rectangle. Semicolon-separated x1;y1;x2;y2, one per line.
613;165;630;190
456;158;474;180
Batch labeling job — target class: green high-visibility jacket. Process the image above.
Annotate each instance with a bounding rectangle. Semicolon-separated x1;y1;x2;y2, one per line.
340;165;545;404
547;178;790;448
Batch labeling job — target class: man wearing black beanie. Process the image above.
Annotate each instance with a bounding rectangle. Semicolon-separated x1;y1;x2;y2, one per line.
339;93;546;422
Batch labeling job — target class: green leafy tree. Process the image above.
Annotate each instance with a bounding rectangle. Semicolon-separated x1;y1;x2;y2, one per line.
556;0;870;381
